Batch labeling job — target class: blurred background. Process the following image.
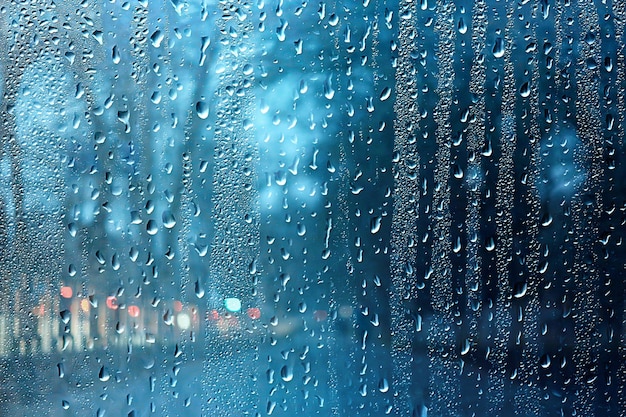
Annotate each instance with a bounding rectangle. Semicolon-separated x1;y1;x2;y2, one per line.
0;0;624;416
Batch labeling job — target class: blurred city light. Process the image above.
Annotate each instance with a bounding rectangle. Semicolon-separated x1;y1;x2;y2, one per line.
224;297;241;312
128;305;140;318
60;286;73;298
106;296;118;310
247;307;261;320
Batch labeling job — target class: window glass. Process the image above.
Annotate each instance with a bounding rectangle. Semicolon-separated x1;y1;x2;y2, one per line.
0;0;624;416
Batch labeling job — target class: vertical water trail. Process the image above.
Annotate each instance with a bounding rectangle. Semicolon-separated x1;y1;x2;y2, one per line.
390;0;419;413
428;0;457;415
464;0;486;408
313;4;343;414
594;2;622;413
547;2;581;413
350;3;389;412
489;1;516;413
611;1;626;413
0;0;35;357
536;1;566;412
204;1;260;415
514;1;542;414
572;1;603;414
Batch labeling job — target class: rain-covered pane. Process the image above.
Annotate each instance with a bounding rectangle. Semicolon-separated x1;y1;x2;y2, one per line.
0;0;624;416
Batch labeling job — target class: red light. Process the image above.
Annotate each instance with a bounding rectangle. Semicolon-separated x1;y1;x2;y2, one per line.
106;296;118;310
174;300;183;312
208;309;219;320
60;286;73;298
128;305;140;317
247;307;261;320
33;304;45;317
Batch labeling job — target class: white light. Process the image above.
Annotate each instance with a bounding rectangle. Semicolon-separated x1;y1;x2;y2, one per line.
176;313;191;330
224;297;242;312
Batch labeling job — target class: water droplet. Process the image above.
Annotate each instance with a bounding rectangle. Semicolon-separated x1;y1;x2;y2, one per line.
378;378;389;392
457;16;467;34
194;280;205;298
453;164;464;179
492;38;504;58
324;75;335;99
267;400;276;415
380;86;392;101
60;310;71;324
370;216;382;234
604;56;613;72
461;339;471;355
280;365;294;382
112;45;121;64
513;282;528;298
150;30;164;47
146;220;158;235
541;212;553;227
520;82;530;98
111;253;120;270
162;211;176;228
99;366;111;382
276;19;288;41
196;101;209;119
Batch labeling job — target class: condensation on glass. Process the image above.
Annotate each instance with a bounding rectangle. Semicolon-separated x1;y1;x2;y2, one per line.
0;0;624;416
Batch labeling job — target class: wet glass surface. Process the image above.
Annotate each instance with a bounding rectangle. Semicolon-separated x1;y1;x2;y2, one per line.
0;0;624;416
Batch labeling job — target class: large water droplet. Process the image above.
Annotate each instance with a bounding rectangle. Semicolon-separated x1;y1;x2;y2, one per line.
196;101;209;119
98;366;111;382
493;38;504;58
146;220;158;235
370;216;382;234
520;82;531;98
380;86;392;101
162;211;176;228
280;365;294;382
